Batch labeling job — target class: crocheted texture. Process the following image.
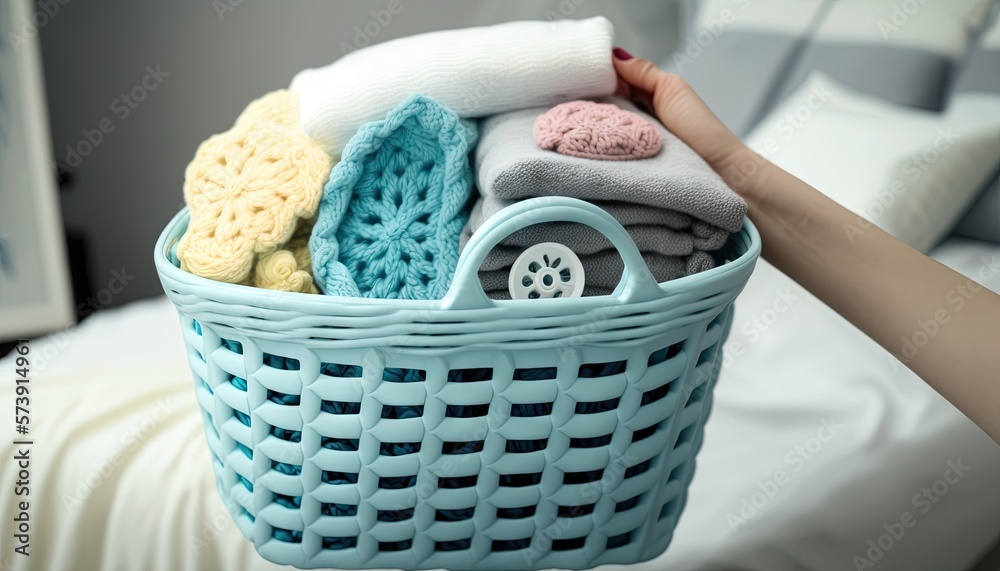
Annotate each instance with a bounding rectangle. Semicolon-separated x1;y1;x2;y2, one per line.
310;94;477;299
178;90;331;286
251;218;318;293
534;100;662;160
234;89;299;129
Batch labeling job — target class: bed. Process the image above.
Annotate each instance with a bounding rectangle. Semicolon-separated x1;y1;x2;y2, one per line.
4;1;1000;569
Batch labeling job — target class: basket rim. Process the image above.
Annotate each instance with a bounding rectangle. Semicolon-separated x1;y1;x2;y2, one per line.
154;206;761;311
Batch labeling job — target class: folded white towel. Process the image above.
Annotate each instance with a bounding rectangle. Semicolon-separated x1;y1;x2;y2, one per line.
290;17;617;155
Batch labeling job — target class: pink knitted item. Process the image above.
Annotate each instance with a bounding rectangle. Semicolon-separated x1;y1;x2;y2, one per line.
533;100;662;160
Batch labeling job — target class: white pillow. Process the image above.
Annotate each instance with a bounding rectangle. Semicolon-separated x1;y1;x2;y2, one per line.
745;72;1000;252
693;0;825;34
814;0;994;58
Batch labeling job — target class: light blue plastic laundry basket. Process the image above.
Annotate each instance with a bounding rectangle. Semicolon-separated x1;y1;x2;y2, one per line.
154;197;760;571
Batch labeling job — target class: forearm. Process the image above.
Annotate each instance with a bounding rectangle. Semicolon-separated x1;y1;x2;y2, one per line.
606;55;999;441
731;153;1000;442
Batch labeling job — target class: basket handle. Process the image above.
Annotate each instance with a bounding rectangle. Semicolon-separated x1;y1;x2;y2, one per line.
443;197;663;309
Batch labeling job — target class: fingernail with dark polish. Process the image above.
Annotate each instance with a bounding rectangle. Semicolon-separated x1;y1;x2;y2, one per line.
612;47;633;61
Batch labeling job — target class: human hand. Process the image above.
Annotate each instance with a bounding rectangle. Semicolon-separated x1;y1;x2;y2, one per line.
611;47;775;202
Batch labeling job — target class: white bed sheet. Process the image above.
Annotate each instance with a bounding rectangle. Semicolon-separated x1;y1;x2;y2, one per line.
1;237;998;571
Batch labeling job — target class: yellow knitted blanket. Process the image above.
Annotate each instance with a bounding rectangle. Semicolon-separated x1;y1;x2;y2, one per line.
177;90;329;293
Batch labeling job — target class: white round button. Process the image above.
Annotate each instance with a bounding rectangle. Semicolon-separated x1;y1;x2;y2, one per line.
508;242;585;300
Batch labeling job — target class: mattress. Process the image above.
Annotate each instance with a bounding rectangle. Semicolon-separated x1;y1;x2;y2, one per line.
1;236;998;571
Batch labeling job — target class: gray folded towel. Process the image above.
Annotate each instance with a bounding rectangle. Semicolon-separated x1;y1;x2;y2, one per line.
466;221;693;260
464;96;745;299
461;217;729;264
475;97;747;233
462;200;731;255
473;196;698;230
467;227;721;273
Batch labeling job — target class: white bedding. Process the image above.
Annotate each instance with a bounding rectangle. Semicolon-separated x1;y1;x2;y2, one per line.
1;237;998;571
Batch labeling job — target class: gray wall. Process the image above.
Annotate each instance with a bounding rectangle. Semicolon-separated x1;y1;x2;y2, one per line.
39;0;680;307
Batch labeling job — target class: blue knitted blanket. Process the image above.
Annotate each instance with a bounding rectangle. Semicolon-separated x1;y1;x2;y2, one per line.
309;94;478;299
